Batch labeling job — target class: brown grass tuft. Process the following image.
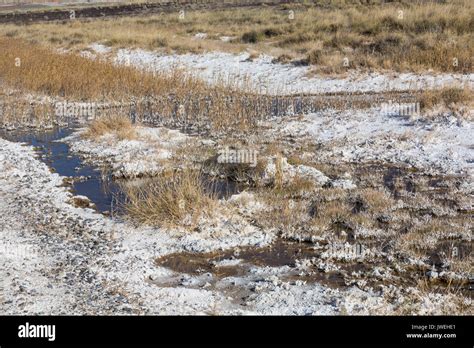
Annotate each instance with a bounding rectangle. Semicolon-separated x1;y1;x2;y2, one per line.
119;169;216;228
83;114;137;140
419;87;473;111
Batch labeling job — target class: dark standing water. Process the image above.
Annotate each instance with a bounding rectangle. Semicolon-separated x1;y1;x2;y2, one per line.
0;127;119;214
0;126;243;214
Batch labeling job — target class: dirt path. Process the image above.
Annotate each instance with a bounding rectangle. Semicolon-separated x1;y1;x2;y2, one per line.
0;139;147;314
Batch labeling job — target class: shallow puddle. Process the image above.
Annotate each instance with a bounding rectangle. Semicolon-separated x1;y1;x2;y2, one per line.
0;127;120;213
154;238;376;290
155;239;318;277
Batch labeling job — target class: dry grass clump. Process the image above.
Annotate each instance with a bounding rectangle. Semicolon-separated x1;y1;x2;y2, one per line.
394;215;472;262
271;198;309;233
419;87;473;111
272;174;316;197
271;53;294;65
259;192;310;233
355;188;394;214
396;222;442;255
120;169;216;228
256;167;318;232
0;95;55;127
83;114;136;140
304;49;324;66
257;184;372;237
307;189;354;234
448;258;473;276
0;37;201;100
241;30;264;44
391;281;472;315
417;87;473;121
316;200;353;223
284;186;395;235
0;37;275;132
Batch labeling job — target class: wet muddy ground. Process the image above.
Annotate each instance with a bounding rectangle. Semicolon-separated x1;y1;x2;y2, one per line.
2;124;471;300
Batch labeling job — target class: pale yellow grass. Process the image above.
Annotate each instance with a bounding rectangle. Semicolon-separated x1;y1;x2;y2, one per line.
83;114;137;140
120;169;217;228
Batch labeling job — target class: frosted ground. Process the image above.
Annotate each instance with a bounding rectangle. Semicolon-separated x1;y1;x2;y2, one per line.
1;135;470;315
82;43;474;95
0;44;472;315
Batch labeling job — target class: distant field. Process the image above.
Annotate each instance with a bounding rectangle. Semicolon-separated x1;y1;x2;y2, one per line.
0;0;472;74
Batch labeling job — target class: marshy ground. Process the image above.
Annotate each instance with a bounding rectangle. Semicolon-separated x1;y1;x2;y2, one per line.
0;0;472;315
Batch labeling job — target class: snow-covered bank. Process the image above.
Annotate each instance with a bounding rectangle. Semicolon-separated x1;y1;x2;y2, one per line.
64;126;190;178
271;108;474;176
107;47;474;95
